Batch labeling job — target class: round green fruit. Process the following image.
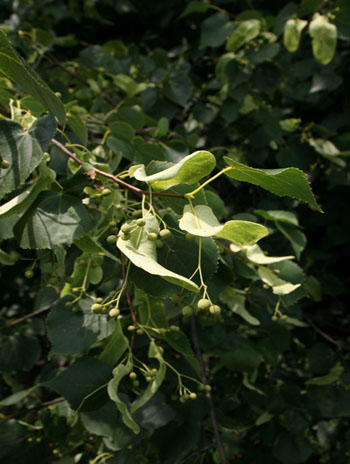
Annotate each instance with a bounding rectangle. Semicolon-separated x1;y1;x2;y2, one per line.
24;269;34;279
147;232;158;241
159;229;171;239
91;303;103;313
132;210;142;217
182;305;193;316
209;305;221;315
121;223;132;233
109;307;120;317
197;298;210;310
136;218;146;227
106;234;117;244
129;372;137;380
1;160;10;169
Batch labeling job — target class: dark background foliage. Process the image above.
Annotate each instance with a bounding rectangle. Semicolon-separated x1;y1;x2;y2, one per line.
0;1;349;463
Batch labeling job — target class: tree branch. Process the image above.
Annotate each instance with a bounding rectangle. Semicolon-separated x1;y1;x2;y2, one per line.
51;138;185;198
190;315;229;464
6;301;57;327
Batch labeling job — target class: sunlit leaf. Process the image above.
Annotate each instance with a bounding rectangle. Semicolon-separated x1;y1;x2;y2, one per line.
130;151;216;191
224;158;322;212
309;14;337;65
179;204;268;245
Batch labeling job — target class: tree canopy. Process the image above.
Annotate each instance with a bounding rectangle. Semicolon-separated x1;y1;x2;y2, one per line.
0;1;349;463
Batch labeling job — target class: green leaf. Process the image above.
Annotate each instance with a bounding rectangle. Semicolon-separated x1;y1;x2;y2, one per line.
131;341;166;413
110;121;135;141
0;117;56;200
273;433;312;464
0;163;55;219
224;159;322;212
258;266;301;295
117;213;199;292
164;331;200;375
0;388;36;407
81;400;134;448
0;31;65;125
220;287;260;325
164;72;193;107
283;18;307;52
200;13;235;49
67;112;88;145
107;362;140;434
14;191;95;249
46;357;111;410
46;296;113;356
244;244;295;264
299;0;324;16
179;204;268;245
254;209;299;226
130;150;216;191
0;333;41;372
222;337;262;373
276;222;306;260
99;320;129;366
306;362;343;386
74;235;120;263
309;14;337;65
226;19;261;52
308;138;341;162
179;1;211;19
0;249;17;265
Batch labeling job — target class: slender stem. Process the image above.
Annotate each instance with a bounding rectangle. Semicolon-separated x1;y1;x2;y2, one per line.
51;138;185;198
304;316;342;349
190;316;229;464
1;397;64;421
6;301;58;327
185;166;234;199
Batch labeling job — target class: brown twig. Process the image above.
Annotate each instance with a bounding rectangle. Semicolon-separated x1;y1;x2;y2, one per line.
51;138;185;198
304;316;343;349
42;49;117;106
119;252;136;349
1;397;65;421
6;301;57;327
190;316;229;464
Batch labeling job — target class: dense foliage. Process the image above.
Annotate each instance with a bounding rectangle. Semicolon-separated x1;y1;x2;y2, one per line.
0;1;349;463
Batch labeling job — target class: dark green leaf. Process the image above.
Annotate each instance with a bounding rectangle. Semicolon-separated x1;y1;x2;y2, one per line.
224;159;322;212
47;296;113;356
0;31;65;125
46;357;111;410
14;191;95;249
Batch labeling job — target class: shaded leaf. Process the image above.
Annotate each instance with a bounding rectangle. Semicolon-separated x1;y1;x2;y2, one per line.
47;296;113;356
220;287;260;325
14;191;95;249
0;117;55;200
131;341;166;413
99;320;129;366
46;357;111;410
107;362;139;434
200;13;235;48
0;31;65;124
226;19;261;52
224;158;322;212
